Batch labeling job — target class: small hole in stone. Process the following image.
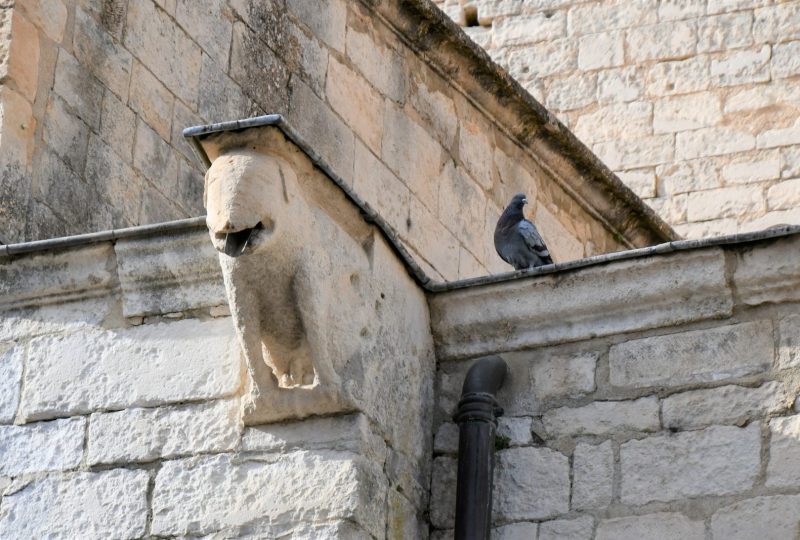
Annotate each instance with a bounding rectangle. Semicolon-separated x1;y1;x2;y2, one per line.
666;82;675;91
406;217;412;229
463;6;479;27
544;10;554;18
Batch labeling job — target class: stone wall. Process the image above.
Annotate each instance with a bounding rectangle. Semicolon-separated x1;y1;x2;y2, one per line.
429;230;800;538
437;0;800;238
0;0;669;279
0;224;433;539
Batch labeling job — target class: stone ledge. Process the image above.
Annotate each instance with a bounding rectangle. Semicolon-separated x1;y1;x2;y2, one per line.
431;247;732;360
115;228;226;317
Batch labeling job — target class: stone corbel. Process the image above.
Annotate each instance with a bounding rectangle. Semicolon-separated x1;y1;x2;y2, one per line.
186;117;433;426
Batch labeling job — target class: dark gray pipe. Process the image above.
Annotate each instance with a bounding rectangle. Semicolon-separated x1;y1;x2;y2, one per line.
453;356;508;540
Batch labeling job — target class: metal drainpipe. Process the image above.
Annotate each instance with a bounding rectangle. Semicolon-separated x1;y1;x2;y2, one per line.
452;355;508;540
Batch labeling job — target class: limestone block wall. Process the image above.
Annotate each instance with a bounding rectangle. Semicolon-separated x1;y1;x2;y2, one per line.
0;0;655;279
436;0;800;238
429;230;800;538
0;226;432;539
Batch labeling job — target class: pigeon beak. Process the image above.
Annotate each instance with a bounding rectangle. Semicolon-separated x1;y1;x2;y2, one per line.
522;198;528;205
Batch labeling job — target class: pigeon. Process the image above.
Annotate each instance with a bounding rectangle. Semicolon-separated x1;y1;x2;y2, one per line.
494;193;553;270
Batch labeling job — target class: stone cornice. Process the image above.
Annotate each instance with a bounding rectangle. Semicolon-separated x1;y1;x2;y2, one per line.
430;227;800;361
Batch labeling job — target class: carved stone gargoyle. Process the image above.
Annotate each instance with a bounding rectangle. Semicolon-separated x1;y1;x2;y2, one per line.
192;123;431;427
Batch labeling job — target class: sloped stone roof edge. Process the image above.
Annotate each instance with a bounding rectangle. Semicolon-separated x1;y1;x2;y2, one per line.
364;0;678;245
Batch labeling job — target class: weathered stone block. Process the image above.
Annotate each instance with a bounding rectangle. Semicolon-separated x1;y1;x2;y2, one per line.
721;152;781;184
779;314;800;369
73;8;132;100
756;119;800;149
353;140;410;236
494;446;570;521
711;495;800;540
620;424;760;504
772;41;800;80
497;416;533;447
506;39;576;80
20;318;241;421
287;0;346;53
658;0;706;21
676;126;755;160
780;146;800;178
493;11;565;47
546;72;597;111
42;95;90;174
753;3;800;43
176;0;233;70
663;382;789;430
124;0;201;106
432;249;731;361
430;456;457;529
0;344;22;423
198;53;254;122
543;397;659;437
408;72;457;148
383;102;443;204
766;415;800;488
687;185;763;221
128;61;174;141
494;522;539;539
610;321;772;389
0;86;35;170
85;135;143;226
0;417;84;476
710;45;771;87
114;228;228;317
526;351;597;401
646;55;710;96
326;56;384;154
577;31;624;70
88;399;239;465
538;516;594;540
767;179;800;210
433;422;459;454
598;66;643;103
594;134;674;169
456;99;495;191
575;101;651;144
1;9;39;102
596;513;704;540
133;119;178;195
0;243;113;311
346;25;405;103
16;0;67;42
406;195;460;281
242;413;384;460
572;440;613;510
0;470;149;539
99;90;135;161
734;234;800;306
654;92;722;134
532;204;582;263
698;12;754;53
617;169;656;199
288;78;354;185
437;161;486;252
626;20;697;63
567;1;658;36
152;452;386;538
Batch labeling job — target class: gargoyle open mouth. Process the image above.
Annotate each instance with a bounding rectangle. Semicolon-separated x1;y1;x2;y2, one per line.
222;222;264;258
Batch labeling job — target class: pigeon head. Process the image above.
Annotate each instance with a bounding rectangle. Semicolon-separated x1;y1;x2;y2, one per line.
509;193;528;210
